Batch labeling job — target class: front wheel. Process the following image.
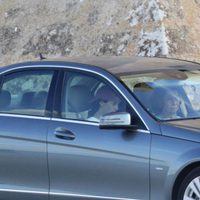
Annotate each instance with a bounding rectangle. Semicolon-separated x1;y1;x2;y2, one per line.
177;167;200;200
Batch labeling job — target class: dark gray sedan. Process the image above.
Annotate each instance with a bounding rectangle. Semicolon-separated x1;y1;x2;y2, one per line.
0;56;200;200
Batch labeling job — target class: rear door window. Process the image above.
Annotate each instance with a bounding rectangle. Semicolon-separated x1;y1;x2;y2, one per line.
0;70;54;116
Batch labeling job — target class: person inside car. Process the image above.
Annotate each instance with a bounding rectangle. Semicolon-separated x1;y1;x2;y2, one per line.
156;89;182;120
88;86;120;122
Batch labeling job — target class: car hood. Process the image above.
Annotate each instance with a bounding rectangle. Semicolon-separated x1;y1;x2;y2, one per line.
160;119;200;143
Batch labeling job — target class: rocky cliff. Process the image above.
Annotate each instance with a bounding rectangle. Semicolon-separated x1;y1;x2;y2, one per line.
0;0;200;65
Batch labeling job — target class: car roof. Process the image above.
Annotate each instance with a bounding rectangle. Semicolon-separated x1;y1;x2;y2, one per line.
2;56;200;76
47;56;200;75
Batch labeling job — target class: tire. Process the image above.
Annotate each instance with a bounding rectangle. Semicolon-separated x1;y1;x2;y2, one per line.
177;167;200;200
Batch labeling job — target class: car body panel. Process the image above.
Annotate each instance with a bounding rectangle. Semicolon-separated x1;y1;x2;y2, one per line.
48;119;150;200
161;119;200;142
150;133;200;200
0;114;49;200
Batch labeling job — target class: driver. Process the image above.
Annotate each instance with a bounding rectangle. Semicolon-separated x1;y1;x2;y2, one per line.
88;86;120;122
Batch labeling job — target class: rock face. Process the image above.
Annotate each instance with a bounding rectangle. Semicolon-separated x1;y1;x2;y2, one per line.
0;0;200;65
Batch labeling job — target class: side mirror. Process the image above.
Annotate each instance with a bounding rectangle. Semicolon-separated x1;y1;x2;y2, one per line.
99;112;136;129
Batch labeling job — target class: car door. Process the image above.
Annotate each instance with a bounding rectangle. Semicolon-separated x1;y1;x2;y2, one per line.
0;68;56;200
48;69;151;200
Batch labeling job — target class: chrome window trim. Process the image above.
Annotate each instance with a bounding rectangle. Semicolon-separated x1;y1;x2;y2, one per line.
0;113;50;120
52;117;99;126
137;129;150;134
51;191;139;200
0;65;149;130
51;118;150;134
0;188;48;195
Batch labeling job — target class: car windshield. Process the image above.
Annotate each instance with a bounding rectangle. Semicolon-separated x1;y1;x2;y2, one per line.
120;70;200;121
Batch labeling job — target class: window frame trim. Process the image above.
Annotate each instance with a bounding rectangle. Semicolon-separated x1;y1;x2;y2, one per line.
0;65;150;131
54;68;148;130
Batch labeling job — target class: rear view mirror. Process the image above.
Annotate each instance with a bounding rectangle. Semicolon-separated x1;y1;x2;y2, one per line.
99;112;135;129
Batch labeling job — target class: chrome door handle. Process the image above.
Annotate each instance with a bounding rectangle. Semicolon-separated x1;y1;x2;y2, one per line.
54;127;75;140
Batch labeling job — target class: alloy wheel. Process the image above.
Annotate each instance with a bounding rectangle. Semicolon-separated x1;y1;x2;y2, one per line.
184;176;200;200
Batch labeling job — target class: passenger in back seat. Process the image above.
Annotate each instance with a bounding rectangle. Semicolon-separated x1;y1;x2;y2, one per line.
0;90;11;110
33;91;48;109
20;92;35;108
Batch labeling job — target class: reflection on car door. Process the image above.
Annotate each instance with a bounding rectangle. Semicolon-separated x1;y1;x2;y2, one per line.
48;121;150;200
0;69;55;200
48;70;150;200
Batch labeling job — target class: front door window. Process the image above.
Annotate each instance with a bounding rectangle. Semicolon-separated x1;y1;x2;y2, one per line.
60;71;131;123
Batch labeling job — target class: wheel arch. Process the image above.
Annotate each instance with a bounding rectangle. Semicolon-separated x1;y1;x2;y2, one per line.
172;161;200;200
